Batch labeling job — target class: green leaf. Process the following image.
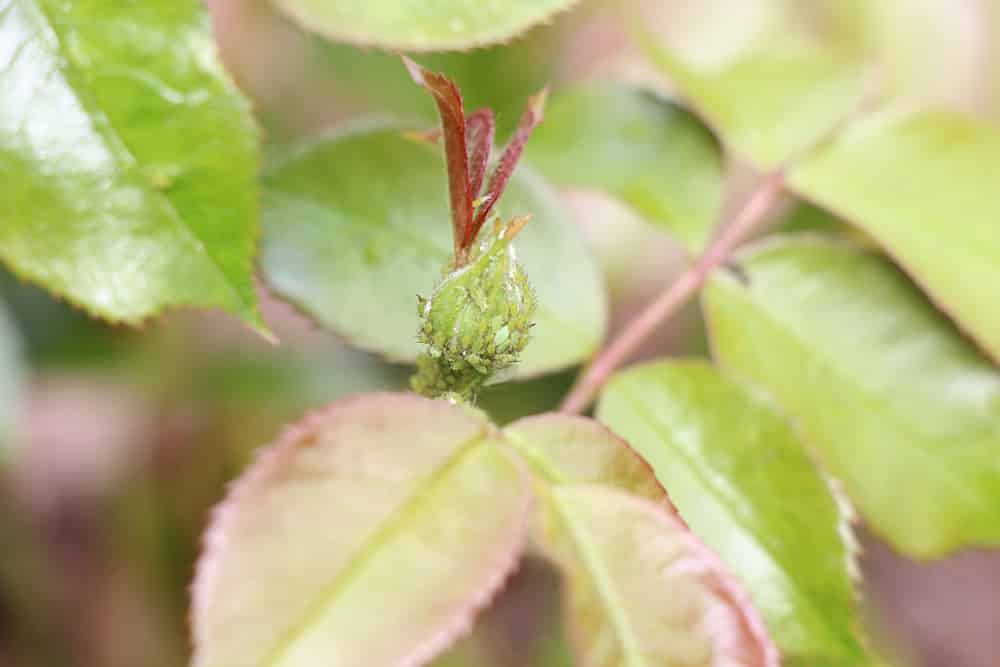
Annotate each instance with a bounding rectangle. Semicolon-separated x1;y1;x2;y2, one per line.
848;1;989;110
504;414;778;667
646;33;1000;363
704;237;1000;558
175;339;410;416
790;110;1000;362
525;85;724;252
778;202;850;237
0;0;266;334
254;23;560;142
476;371;575;427
504;415;672;503
0;300;24;450
271;0;581;52
597;359;869;666
260;125;607;378
192;393;531;667
318;32;556;129
539;486;778;667
644;42;871;167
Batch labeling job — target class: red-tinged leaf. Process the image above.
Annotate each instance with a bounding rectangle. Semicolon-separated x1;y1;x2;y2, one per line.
191;393;532;667
469;89;549;249
543;486;780;667
415;107;495;204
465;108;496;200
403;57;472;259
597;359;873;665
503;414;779;667
504;414;669;503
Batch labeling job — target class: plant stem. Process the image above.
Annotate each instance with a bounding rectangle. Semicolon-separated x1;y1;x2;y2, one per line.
560;169;787;414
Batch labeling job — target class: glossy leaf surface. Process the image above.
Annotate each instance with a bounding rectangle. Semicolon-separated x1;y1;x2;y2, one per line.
598;359;869;666
525;85;724;252
790;110;1000;362
504;414;778;667
704;237;1000;557
647;36;1000;360
192;394;531;667
260;126;606;377
271;0;581;51
645;43;870;167
0;0;266;333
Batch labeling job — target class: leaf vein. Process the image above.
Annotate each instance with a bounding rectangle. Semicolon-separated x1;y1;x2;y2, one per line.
262;431;489;666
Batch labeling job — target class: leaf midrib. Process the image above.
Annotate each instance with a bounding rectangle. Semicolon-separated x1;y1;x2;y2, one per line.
550;488;646;667
711;272;995;519
505;433;645;666
615;382;863;660
261;430;489;667
25;0;250;314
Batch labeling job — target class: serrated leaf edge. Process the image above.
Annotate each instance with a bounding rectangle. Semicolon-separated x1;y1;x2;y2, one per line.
270;0;584;53
191;392;533;667
504;413;777;666
1;0;270;339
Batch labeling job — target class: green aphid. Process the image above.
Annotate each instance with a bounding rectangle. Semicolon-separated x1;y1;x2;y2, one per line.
412;218;537;400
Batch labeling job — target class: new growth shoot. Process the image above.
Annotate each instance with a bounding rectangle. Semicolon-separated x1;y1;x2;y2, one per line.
403;57;547;401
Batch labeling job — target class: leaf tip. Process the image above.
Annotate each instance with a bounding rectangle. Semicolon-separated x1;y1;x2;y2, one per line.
401;55;426;86
504;214;532;241
240;305;278;344
253;320;280;346
528;86;549;123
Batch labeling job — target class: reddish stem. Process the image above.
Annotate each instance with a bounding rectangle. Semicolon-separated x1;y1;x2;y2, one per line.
560;170;787;414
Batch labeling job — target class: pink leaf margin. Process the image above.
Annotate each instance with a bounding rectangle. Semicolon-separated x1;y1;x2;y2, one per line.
671;508;781;667
191;396;778;667
190;393;533;667
505;413;779;667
